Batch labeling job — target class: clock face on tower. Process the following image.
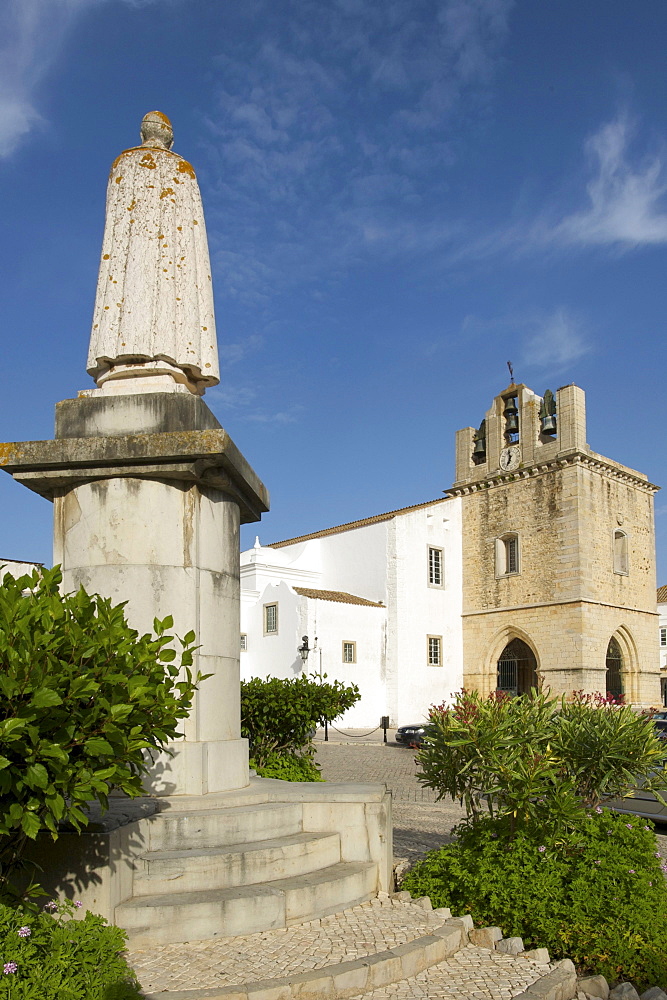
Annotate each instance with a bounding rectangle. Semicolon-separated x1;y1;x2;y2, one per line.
499;445;521;472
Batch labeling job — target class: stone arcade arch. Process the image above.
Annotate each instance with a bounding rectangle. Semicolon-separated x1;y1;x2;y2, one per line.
496;637;539;696
605;637;623;700
604;627;639;703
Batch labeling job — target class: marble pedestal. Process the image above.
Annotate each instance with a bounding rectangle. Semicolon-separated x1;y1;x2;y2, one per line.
1;391;269;796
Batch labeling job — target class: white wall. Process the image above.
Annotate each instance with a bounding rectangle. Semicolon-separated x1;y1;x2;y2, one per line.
388;497;463;725
311;521;389;605
0;559;42;582
301;597;387;729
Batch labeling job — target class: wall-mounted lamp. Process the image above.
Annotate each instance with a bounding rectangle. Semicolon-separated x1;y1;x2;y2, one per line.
298;635;317;664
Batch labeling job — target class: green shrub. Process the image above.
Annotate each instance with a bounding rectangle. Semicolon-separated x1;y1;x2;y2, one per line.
0;566;201;899
401;809;667;990
250;751;323;782
241;673;360;767
0;897;141;998
417;689;667;843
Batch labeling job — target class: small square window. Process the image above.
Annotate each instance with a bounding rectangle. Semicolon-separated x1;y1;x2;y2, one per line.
264;603;278;635
240;633;247;651
428;546;443;587
427;635;442;666
342;641;356;664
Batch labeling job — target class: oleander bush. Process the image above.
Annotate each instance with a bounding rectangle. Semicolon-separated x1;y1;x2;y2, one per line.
401;809;667;990
0;897;141;998
241;673;360;769
249;750;323;782
416;689;667;841
410;689;667;989
0;566;201;901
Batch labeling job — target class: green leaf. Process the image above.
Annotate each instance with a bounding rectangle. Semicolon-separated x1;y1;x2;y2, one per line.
84;737;114;756
25;763;49;789
32;687;64;709
20;811;42;838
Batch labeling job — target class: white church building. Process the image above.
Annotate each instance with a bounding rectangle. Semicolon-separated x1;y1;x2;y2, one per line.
240;496;463;728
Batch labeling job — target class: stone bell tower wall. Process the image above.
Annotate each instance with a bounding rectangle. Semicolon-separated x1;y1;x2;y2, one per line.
451;382;660;706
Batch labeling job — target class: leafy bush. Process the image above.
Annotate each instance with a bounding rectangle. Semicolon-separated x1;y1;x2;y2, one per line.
401;809;667;990
417;689;667;842
0;897;141;998
0;567;200;898
250;751;323;782
241;673;360;767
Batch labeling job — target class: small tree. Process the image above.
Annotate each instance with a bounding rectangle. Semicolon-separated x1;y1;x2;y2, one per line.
0;567;200;899
241;673;360;768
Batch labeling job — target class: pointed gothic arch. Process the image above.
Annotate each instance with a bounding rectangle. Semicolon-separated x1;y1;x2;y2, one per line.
604;626;639;703
484;626;541;697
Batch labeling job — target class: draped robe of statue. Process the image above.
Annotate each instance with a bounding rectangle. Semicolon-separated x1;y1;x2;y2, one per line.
87;112;220;395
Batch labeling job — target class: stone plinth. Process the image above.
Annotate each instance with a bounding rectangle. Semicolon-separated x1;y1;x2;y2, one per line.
0;392;269;796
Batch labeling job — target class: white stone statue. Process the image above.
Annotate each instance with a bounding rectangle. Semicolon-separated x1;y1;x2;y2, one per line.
87;112;220;395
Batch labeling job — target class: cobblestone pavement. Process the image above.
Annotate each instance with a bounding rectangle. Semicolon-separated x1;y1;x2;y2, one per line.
130;896;448;993
315;740;466;862
347;945;549;999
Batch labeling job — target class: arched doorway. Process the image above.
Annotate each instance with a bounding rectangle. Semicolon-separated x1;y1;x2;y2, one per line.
497;638;538;696
605;637;624;701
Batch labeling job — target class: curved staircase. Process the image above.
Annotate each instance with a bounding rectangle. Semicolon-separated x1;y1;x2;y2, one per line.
114;778;391;946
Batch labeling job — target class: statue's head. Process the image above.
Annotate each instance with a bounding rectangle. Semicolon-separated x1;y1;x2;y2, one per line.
140;111;174;150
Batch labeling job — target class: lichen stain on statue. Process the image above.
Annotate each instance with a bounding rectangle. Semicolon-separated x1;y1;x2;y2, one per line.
87;112;220;396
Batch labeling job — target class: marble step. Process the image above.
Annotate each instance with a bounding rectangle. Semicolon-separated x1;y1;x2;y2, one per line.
133;831;342;896
117;861;378;946
146;801;304;852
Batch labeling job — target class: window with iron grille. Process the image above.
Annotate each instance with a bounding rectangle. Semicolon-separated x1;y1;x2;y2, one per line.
263;603;278;635
342;641;356;664
505;536;518;574
428;546;443;586
427;635;442;666
240;633;247;651
660;627;667;647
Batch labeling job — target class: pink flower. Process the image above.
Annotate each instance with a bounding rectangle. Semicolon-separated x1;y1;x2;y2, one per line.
74;900;82;909
17;927;30;938
538;846;546;853
628;869;636;874
44;901;58;912
3;963;17;975
595;806;603;814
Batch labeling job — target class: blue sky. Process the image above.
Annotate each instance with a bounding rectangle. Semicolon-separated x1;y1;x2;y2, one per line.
0;0;666;582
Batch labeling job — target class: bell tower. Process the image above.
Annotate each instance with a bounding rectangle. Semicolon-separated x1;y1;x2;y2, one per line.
449;382;659;706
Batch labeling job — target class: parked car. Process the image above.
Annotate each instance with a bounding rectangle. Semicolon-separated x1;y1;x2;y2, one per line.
606;774;667;823
395;724;430;747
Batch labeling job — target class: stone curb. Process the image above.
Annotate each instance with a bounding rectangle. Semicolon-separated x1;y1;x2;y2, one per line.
511;959;577;1000
141;921;464;1000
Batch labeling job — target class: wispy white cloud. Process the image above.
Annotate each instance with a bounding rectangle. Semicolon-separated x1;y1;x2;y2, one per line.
455;307;591;375
0;0;163;158
519;307;591;370
550;114;667;248
203;0;515;303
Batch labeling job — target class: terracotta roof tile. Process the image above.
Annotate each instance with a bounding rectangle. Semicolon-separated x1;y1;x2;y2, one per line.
658;585;667;604
293;587;384;607
269;497;451;548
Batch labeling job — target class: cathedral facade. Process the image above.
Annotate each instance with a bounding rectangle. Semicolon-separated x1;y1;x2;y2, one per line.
240;382;661;725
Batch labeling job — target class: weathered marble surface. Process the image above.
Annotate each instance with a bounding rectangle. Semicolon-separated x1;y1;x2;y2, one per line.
87;112;219;394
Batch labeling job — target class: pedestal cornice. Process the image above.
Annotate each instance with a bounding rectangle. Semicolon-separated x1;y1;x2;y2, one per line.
0;427;269;524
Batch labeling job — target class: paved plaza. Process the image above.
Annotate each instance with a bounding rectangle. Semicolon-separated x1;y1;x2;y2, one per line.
129;737;558;998
128;734;667;997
